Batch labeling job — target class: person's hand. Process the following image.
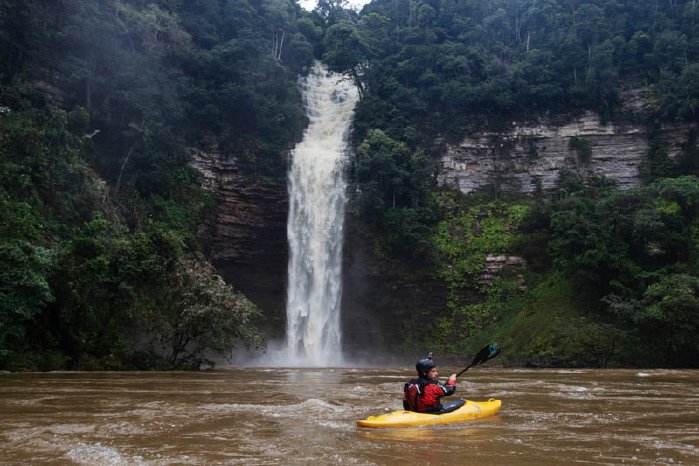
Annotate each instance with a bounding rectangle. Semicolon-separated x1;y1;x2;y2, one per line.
448;374;457;384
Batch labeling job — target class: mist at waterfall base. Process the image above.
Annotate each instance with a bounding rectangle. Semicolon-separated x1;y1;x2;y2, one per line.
230;63;362;368
228;339;409;368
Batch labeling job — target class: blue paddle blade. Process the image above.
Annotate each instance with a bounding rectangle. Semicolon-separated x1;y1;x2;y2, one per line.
472;343;500;366
479;344;500;365
456;344;501;377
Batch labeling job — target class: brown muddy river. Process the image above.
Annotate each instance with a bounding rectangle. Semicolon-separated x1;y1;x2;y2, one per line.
0;368;697;465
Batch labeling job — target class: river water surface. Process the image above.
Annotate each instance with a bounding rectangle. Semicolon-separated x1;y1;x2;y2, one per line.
1;369;696;465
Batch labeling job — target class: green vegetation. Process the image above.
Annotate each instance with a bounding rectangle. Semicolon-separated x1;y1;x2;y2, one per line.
569;137;592;163
329;0;699;143
0;0;314;369
1;0;698;369
0;98;264;370
328;0;699;266
320;0;698;367
431;193;530;339
425;177;699;367
354;129;436;257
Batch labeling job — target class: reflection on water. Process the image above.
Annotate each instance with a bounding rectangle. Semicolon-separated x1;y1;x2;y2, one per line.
0;369;697;465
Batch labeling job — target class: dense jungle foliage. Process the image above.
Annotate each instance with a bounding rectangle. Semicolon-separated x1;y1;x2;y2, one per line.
325;0;699;367
1;0;697;369
0;0;311;369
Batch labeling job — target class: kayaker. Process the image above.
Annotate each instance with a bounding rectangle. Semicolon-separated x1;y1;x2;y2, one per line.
403;354;458;413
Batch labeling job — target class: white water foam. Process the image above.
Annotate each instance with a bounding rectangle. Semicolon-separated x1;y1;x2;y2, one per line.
284;62;359;366
66;442;140;465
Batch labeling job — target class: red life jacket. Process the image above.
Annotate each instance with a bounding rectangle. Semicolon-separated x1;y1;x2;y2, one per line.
403;377;453;413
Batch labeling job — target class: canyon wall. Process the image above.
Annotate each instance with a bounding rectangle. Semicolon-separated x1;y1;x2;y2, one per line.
190;147;447;357
340;217;448;360
191;99;696;357
438;112;693;194
190;148;289;334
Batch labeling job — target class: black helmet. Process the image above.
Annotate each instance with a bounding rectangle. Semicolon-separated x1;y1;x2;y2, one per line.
415;352;436;376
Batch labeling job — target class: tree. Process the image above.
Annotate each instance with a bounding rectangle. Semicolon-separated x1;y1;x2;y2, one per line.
0;240;54;366
316;0;353;27
145;255;265;367
355;129;409;220
323;20;372;94
261;0;293;60
659;63;699;121
635;274;699;366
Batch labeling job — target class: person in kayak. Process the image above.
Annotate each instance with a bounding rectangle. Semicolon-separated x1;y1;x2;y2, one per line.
403;353;460;413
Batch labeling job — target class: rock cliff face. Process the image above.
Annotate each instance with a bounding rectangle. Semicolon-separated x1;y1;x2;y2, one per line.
190;148;289;332
189;148;447;356
438;112;693;194
192;96;695;357
340;217;448;359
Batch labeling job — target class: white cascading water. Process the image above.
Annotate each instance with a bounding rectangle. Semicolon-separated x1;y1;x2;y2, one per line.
285;62;359;366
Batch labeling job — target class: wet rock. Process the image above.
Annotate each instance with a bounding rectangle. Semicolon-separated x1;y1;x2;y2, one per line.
189;147;288;329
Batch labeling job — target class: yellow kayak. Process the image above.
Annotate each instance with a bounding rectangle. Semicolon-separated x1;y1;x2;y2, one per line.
356;399;502;428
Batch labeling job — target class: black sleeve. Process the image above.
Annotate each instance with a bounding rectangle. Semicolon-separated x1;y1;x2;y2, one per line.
440;382;456;396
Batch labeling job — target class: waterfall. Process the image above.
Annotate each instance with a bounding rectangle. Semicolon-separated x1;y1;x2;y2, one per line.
285;62;359;366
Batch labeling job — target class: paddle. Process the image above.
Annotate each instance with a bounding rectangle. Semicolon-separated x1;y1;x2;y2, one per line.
455;343;500;378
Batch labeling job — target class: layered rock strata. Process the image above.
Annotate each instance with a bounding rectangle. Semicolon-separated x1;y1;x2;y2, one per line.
438;112;692;194
480;255;528;291
190;148;288;328
190;147;449;355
